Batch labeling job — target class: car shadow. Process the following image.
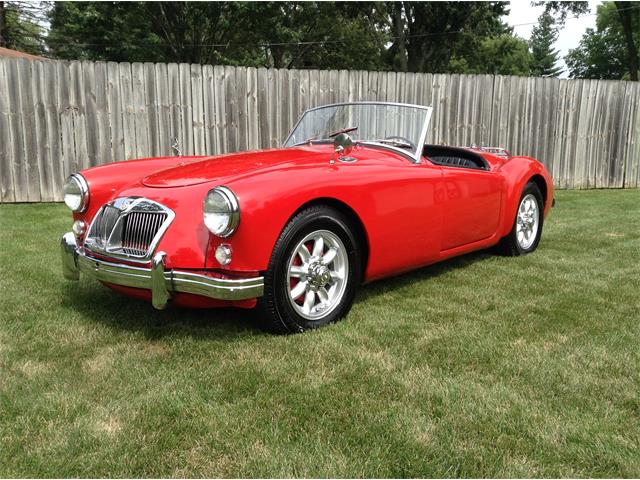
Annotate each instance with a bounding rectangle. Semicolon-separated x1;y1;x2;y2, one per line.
355;249;493;304
62;249;494;339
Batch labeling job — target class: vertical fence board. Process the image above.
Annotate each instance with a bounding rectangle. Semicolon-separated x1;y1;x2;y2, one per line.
144;63;161;157
178;63;193;155
224;65;238;154
82;61;99;168
6;59;27;201
166;63;181;155
118;62;136;160
190;64;205;155
69;61;89;173
31;60;53;201
202;64;217;155
0;59;15;202
154;63;171;157
17;59;40;201
247;67;259;151
106;62;124;162
236;66;249;152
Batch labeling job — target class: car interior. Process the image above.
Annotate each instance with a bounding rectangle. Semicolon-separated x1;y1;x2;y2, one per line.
422;144;490;170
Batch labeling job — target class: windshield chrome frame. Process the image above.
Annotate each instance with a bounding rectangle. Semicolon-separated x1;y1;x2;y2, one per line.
283;101;433;164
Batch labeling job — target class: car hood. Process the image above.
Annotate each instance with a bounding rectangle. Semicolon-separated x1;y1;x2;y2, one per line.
142;146;332;188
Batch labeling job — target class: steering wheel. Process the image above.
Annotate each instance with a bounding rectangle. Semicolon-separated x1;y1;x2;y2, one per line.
383;135;416;149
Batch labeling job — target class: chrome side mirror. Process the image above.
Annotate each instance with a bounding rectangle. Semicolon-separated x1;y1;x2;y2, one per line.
333;133;353;156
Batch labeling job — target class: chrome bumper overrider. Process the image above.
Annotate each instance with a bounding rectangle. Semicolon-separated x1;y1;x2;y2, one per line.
61;232;264;309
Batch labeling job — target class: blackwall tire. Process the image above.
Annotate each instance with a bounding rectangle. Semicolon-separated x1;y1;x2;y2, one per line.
497;181;544;256
257;205;361;334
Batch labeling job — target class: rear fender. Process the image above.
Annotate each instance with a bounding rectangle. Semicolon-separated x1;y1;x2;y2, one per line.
497;156;554;238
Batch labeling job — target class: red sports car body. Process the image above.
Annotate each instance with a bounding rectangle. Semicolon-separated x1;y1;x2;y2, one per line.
61;102;553;333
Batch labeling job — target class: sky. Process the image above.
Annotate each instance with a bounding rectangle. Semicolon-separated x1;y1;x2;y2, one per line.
506;0;603;77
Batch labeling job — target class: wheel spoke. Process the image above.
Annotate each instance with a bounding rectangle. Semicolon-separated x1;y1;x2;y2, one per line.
312;235;324;257
290;281;307;300
322;247;337;265
317;287;329;303
303;290;315;314
330;271;342;283
297;244;310;263
289;265;306;278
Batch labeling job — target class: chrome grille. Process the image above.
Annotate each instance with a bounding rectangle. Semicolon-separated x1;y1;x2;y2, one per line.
84;197;174;262
122;211;167;256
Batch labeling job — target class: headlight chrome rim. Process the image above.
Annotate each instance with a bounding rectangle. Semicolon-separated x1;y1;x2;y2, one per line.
63;173;89;212
203;186;240;237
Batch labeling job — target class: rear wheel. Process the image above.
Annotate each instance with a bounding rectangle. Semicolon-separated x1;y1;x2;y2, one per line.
497;181;544;256
258;205;361;334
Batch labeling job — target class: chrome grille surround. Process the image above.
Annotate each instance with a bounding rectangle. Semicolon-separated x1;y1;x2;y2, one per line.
84;197;175;263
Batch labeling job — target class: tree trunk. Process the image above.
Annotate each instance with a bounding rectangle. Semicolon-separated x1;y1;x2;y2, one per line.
614;1;639;81
0;1;8;48
393;3;407;72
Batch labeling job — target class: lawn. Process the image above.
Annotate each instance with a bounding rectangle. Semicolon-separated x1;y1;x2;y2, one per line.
1;189;639;477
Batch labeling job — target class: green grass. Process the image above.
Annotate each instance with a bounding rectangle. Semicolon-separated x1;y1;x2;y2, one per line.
1;189;639;477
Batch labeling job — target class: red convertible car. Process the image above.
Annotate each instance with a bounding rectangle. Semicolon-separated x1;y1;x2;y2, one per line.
61;102;553;333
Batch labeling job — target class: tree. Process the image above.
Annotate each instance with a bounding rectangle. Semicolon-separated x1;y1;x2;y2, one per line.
529;11;563;77
0;1;49;55
386;1;513;73
449;35;532;76
565;2;639;80
613;1;639;81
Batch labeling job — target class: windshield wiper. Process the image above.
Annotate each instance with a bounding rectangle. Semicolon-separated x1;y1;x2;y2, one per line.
329;126;358;137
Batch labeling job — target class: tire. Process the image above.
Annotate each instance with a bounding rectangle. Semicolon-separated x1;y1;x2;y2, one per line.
257;205;362;334
497;181;544;256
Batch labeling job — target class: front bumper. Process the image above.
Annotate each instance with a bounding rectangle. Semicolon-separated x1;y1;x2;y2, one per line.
61;232;264;309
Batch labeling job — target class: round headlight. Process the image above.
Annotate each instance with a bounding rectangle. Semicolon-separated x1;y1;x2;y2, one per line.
63;174;89;212
203;186;240;237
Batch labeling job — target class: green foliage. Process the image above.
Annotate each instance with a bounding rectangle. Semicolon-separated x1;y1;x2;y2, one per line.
529;12;563;77
565;2;639;79
388;1;514;73
535;1;590;22
1;1;48;55
47;2;389;70
449;35;532;76
2;190;640;476
45;1;533;75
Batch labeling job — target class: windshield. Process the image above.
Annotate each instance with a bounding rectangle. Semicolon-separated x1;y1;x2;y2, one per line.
284;102;432;161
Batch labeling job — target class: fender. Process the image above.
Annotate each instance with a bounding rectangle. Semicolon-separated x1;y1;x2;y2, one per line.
496;156;554;238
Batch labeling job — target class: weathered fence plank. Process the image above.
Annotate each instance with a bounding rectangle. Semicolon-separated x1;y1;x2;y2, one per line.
0;59;15;202
0;57;638;202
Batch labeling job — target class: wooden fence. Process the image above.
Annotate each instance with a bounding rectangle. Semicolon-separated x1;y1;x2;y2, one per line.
1;57;639;203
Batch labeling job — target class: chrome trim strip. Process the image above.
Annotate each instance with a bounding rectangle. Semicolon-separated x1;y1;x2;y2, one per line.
61;233;264;308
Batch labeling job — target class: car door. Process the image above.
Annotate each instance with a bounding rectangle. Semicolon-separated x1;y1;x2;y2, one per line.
439;166;503;251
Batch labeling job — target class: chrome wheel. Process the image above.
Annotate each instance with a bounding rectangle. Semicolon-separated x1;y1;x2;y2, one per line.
286;229;349;321
516;193;539;250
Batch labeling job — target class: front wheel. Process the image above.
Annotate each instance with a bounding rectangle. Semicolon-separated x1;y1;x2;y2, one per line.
497;181;544;256
258;205;361;334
